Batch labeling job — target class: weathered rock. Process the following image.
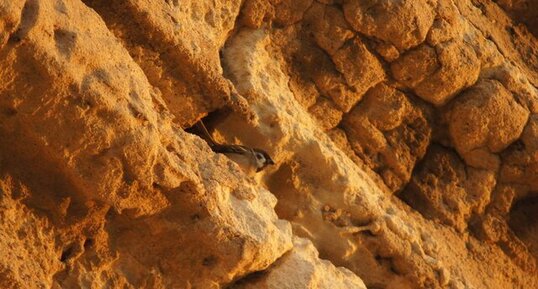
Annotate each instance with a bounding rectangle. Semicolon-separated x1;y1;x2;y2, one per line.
488;63;538;113
2;0;538;288
495;0;538;37
390;45;440;89
426;0;465;46
304;46;363;113
331;38;386;103
401;145;495;232
0;177;60;289
308;97;343;131
391;41;480;106
0;1;25;48
240;0;274;29
303;3;355;56
500;115;538;191
233;238;367;289
221;29;535;288
288;73;319;109
452;0;538;87
0;1;292;288
273;0;313;26
448;79;529;169
343;84;431;192
343;0;436;51
82;0;245;127
508;195;538;263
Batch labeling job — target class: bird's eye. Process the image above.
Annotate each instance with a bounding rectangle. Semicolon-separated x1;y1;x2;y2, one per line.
255;152;265;161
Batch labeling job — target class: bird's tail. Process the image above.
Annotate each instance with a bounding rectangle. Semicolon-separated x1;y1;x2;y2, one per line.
194;119;218;147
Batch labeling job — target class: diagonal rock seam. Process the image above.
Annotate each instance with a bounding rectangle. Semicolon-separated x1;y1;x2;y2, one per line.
1;0;537;288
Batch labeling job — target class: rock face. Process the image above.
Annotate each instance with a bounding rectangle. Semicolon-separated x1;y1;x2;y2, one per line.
0;1;291;288
343;83;431;192
448;79;529;170
343;0;436;51
1;0;538;288
233;237;367;289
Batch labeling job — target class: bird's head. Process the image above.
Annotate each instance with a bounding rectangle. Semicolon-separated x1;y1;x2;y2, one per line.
253;148;275;172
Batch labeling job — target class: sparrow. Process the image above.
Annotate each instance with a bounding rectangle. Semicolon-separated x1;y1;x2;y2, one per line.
193;120;275;174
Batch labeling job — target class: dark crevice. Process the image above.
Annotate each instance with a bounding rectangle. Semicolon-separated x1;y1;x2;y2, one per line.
83;238;94;250
397;142;467;221
508;195;538;259
9;0;40;43
184;108;232;142
60;245;75;262
202;255;218;267
226;270;266;288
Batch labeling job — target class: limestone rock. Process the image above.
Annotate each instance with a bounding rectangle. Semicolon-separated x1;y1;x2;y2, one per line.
83;0;244;127
426;0;466;46
304;46;363;113
0;1;25;47
495;0;538;37
343;0;436;51
448;79;529;169
343;84;431;192
331;38;386;102
391;41;480;106
500;115;538;192
273;0;313;26
390;45;440;89
308;97;343;131
0;177;60;289
303;3;355;56
222;30;465;288
0;1;291;288
240;0;274;29
2;0;538;288
401;145;496;232
233;238;367;289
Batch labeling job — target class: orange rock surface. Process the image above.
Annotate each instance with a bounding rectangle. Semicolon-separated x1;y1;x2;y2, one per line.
1;0;537;288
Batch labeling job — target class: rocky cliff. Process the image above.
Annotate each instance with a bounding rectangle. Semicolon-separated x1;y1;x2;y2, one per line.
1;0;537;288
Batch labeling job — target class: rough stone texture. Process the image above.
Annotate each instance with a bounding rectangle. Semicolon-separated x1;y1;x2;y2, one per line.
303;3;355;56
509;196;538;262
2;0;538;288
343;0;436;51
291;39;383;114
500;115;538;192
221;27;537;289
273;0;313;26
273;4;385;115
495;0;538;37
343;84;432;192
0;1;24;47
448;79;529;170
0;1;291;288
331;38;386;105
81;0;248;127
0;177;60;289
239;0;274;29
455;0;538;87
401;145;496;232
233;238;367;289
391;41;481;106
308;97;343;131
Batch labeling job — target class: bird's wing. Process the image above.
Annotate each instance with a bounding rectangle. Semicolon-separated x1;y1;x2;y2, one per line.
212;144;251;155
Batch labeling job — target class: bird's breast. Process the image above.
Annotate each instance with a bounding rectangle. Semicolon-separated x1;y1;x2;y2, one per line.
223;152;257;175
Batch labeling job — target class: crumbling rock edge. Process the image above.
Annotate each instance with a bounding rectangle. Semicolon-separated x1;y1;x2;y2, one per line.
1;0;537;288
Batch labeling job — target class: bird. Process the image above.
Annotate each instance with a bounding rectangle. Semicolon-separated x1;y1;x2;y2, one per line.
193;120;275;174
